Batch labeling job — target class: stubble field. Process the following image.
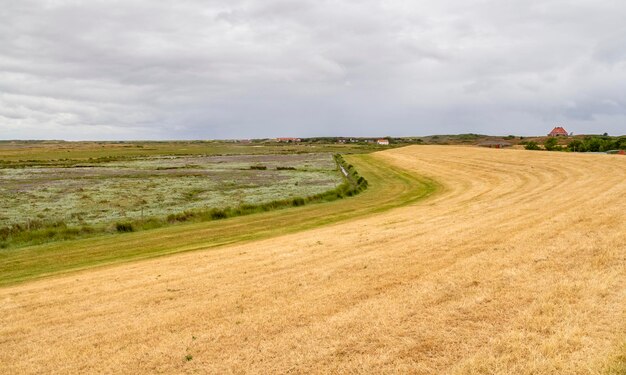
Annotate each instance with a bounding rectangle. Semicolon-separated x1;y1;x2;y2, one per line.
0;146;625;374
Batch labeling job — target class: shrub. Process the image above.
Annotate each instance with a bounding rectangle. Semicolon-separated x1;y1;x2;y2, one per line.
209;208;228;220
291;197;305;207
524;141;540;150
115;222;135;232
567;139;584;152
167;212;195;223
544;137;561;151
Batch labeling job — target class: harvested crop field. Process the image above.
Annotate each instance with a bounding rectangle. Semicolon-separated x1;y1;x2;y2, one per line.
1;146;625;374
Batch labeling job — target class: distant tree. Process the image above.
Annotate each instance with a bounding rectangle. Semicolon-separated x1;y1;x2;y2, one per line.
603;132;609;136
544;137;560;151
585;137;603;152
567;139;584;152
524;141;540;150
565;136;626;153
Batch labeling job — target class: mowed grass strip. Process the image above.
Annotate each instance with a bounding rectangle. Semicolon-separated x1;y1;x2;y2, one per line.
0;154;439;287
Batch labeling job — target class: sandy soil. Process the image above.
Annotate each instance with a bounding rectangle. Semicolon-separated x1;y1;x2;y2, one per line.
1;146;624;374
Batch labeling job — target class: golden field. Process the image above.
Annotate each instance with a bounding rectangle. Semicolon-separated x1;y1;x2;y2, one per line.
1;146;625;374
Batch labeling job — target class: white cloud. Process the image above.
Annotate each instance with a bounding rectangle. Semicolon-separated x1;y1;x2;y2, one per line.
1;0;625;140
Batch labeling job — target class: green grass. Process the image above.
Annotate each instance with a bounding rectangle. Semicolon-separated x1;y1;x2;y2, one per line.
0;153;440;287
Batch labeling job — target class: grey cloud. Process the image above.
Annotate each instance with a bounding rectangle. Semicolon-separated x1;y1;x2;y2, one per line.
1;0;625;140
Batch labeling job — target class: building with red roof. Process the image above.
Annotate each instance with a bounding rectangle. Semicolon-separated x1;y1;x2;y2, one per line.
548;126;569;137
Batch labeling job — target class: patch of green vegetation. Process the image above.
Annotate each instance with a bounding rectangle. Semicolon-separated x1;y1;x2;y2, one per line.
523;135;626;153
0;221;96;249
524;141;541;150
164;154;368;224
0;153;344;248
544;137;561;151
0;154;364;249
566;136;626;153
115;222;135;233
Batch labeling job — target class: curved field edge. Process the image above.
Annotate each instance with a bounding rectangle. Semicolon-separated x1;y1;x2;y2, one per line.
0;152;440;287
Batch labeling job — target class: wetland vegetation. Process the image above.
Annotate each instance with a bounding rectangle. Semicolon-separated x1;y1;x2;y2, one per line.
0;141;381;249
0;153;351;248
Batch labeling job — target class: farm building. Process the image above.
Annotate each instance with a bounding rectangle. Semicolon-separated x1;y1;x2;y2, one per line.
276;137;301;143
478;141;512;149
377;139;390;145
548;126;569;137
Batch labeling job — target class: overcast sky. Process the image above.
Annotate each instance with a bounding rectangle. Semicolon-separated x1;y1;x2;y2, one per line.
1;0;625;140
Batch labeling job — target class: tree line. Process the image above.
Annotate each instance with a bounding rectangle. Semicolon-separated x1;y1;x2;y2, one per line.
524;136;626;152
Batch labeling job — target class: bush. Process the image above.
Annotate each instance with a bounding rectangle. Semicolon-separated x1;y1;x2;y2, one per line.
544;137;561;151
567;139;583;152
209;208;228;220
167;211;195;223
115;222;135;232
291;197;305;207
524;141;540;150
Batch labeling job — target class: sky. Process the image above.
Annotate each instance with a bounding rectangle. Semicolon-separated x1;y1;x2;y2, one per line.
1;0;626;140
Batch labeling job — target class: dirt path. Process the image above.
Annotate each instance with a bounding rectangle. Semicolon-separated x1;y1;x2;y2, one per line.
1;146;625;374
